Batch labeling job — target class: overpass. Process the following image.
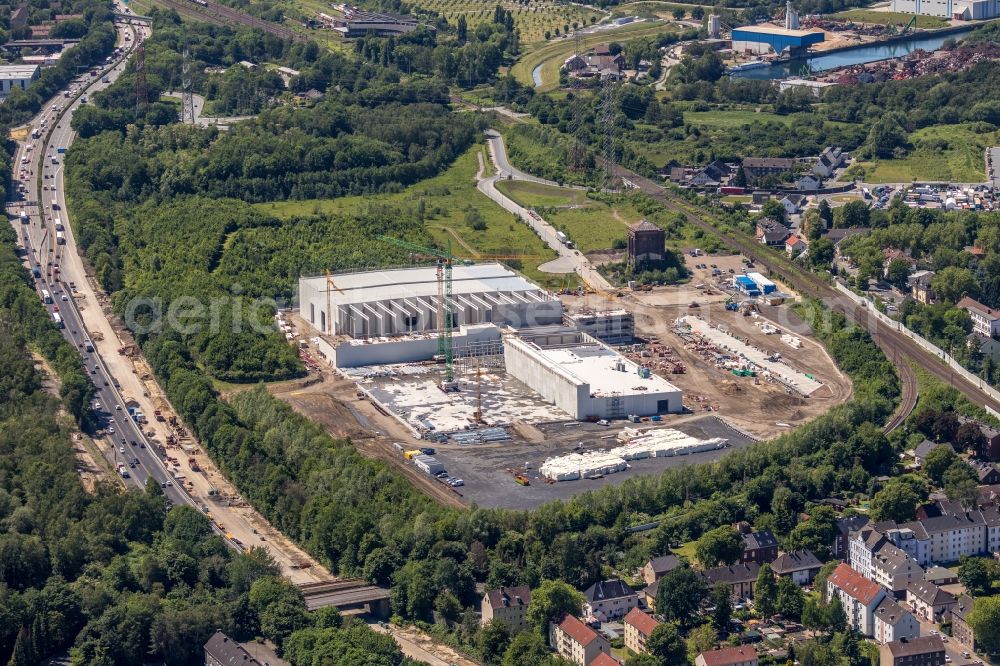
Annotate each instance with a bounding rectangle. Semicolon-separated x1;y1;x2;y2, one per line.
115;11;152;24
299;580;391;617
1;39;79;52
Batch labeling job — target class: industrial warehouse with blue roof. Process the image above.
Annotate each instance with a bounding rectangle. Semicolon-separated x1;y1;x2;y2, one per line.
732;25;825;55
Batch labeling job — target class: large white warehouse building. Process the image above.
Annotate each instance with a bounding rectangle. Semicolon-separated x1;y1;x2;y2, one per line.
504;328;683;420
299;263;563;338
891;0;1000;17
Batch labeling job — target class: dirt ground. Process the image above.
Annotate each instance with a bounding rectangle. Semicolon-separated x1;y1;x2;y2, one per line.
270;373;467;510
564;253;853;440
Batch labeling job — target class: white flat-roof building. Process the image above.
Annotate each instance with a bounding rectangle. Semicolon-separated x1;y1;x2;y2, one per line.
504;327;682;420
299;263;563;338
0;64;40;96
892;0;1000;17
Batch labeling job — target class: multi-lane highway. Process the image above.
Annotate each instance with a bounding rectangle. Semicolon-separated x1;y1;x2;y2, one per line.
8;18;196;504
7;11;332;583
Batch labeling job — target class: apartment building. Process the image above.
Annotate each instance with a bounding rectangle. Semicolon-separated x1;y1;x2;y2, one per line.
906;580;956;623
623;608;660;655
958;296;1000;338
550;614;612;666
879;636;946;666
584;579;638;621
873;597;919;645
695;646;759;666
827;563;888;637
481;586;531;632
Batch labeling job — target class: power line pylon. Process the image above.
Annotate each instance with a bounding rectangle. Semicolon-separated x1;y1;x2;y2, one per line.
598;77;622;188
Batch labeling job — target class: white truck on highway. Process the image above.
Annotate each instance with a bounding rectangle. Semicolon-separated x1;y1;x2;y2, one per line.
117;463;130;478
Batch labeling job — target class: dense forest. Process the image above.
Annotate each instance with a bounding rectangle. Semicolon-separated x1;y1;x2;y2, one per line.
0;223;414;666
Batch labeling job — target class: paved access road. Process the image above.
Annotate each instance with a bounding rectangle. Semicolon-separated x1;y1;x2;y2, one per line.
479;130;615;292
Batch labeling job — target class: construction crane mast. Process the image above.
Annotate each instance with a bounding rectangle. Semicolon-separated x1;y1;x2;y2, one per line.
378;236;457;383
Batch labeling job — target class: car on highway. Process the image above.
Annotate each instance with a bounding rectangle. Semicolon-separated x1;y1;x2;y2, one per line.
118;446;125;454
61;294;68;301
108;425;115;433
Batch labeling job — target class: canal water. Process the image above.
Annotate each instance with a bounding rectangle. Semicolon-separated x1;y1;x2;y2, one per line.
731;26;975;79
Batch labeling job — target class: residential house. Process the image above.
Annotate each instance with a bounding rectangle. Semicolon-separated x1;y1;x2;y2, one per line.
694;646;759;666
691;160;731;187
826;562;887;637
564;52;626;79
912;440;947;468
908;270;935;304
641;579;660;610
204;632;263;666
751;191;771;205
974;462;1000;486
623;608;660;655
958;416;1000;461
878;636;946;666
743;157;796;181
798;174;821;191
952;595;978;652
549;614;612;666
591;654;621;666
785;235;806;256
813;147;845;178
958;296;1000;339
700;562;761;600
564;54;589;71
873;596;920;645
756;219;790;247
583;579;638;621
834;515;870;560
770;550;822;585
641;555;680;585
779;193;806;216
741;529;779;564
906;580;956;623
668;166;687;183
481;586;531;632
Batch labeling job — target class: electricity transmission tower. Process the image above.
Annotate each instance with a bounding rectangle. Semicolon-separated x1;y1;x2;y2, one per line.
181;46;196;125
598;77;622;188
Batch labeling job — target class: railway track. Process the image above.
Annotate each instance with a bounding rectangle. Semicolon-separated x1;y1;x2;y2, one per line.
155;0;304;41
601;160;994;431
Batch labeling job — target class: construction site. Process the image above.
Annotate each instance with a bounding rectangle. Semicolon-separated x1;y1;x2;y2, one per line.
285;245;851;509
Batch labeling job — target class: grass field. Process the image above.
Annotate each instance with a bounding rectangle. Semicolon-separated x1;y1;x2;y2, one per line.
682;109;795;128
495;180;646;252
835;9;949;28
610;0;715;19
510;20;673;91
847;124;993;183
411;0;602;43
256;147;571;287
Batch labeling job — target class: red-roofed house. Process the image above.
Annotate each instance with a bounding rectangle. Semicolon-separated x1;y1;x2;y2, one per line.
785;234;806;256
591;654;621;666
826;562;888;637
549;614;612;666
695;646;759;666
623;608;660;654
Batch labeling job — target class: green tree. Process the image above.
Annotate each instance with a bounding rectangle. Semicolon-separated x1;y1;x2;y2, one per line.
479;621;511;665
694;526;744;568
931;266;979;303
686;624;716;655
645;623;687;666
968;596;1000;655
771;487;798;536
760;199;786;222
655;568;707;628
886;258;912;290
865;113;908;159
711;582;731;632
837;200;871;229
691;6;705;19
923;444;957;486
456;15;468;41
870;481;920;522
959;557;991;596
775;576;804;620
809;238;835;268
672;7;686;19
944;461;979;507
526;580;584;634
755;564;777;618
501;631;554;666
818;199;833;229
